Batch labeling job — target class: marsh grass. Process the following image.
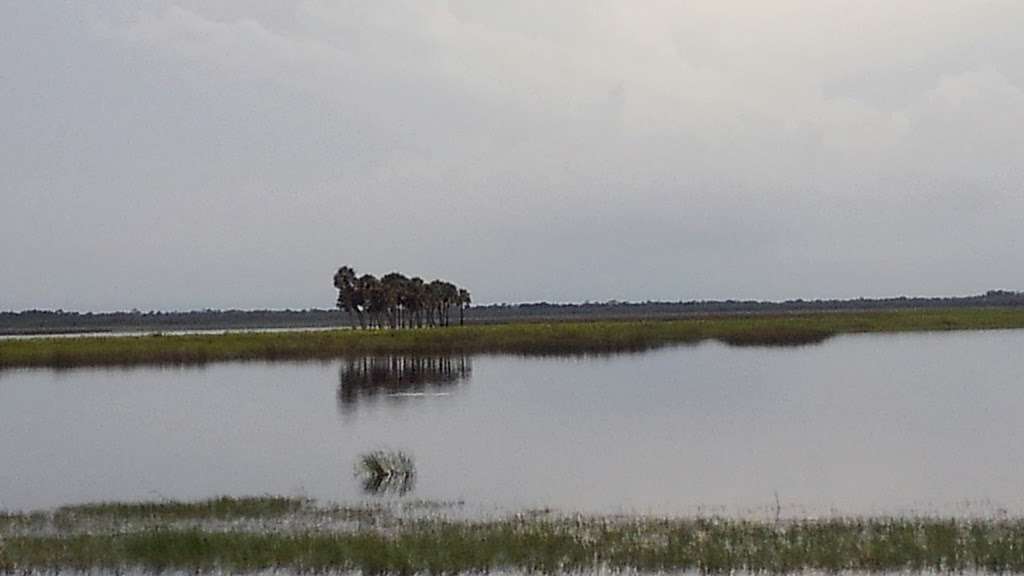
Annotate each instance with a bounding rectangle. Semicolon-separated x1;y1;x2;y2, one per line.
0;511;47;534
0;498;400;540
356;451;416;495
4;509;1024;573
3;308;1024;369
55;496;308;521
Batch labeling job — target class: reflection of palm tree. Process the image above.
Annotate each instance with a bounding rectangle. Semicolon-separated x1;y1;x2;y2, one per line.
337;355;472;412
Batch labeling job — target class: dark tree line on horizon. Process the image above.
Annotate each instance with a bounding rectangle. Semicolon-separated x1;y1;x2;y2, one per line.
333;266;471;329
3;290;1024;335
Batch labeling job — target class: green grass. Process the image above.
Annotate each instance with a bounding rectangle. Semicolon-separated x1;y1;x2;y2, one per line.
5;502;1024;573
0;498;395;532
356;450;417;495
3;308;1024;368
54;495;308;521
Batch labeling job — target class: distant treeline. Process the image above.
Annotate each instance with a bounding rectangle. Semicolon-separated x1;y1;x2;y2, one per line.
2;290;1023;335
472;290;1024;320
0;309;345;335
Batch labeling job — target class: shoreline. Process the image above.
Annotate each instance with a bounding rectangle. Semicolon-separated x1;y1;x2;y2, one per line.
3;308;1024;369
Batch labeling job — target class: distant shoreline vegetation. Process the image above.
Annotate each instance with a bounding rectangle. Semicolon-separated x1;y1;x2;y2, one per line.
2;290;1023;336
3;308;1024;369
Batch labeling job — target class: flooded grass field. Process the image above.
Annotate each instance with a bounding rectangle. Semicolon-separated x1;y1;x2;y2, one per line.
5;497;1024;574
2;329;1024;517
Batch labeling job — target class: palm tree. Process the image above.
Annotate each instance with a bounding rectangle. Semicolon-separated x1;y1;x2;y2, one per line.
356;274;380;328
333;266;357;327
442;282;459;326
334;267;470;330
428;280;446;327
404;277;425;328
457;288;471;326
381;272;408;329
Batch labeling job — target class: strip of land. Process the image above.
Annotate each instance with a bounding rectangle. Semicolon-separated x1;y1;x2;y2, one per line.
4;291;1024;336
2;308;1024;369
2;497;1024;573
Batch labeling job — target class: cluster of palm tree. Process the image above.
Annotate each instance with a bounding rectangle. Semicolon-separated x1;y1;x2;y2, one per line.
333;266;471;329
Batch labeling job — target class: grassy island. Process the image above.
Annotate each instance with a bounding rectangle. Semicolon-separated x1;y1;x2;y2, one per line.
2;308;1024;369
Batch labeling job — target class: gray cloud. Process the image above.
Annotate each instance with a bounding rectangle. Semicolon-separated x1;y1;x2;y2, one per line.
2;1;1022;310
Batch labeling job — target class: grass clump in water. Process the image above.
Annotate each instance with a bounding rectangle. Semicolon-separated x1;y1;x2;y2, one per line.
356;450;416;495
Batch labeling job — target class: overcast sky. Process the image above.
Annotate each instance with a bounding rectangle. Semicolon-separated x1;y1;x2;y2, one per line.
3;2;1023;311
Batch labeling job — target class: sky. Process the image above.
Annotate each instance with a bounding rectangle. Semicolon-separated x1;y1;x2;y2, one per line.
2;1;1023;311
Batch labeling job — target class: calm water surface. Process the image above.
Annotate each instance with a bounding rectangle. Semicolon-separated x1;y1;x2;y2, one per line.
2;330;1023;515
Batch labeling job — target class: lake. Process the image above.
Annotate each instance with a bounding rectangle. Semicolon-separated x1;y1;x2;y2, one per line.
2;329;1023;516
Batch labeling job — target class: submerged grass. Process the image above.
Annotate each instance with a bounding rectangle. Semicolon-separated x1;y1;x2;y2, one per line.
5;502;1024;573
3;308;1024;369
